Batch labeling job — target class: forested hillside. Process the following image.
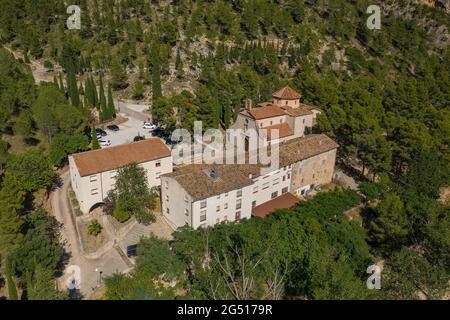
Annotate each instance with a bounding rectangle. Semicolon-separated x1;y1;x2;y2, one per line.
0;0;448;300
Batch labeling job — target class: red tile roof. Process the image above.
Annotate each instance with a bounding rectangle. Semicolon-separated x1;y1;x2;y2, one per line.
272;86;301;100
261;123;294;140
71;138;171;177
249;103;287;119
252;192;300;218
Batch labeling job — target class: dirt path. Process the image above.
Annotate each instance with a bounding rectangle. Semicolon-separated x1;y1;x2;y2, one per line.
50;171;130;299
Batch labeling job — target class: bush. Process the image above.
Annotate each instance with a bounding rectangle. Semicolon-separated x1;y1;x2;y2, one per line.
88;220;102;236
113;201;131;223
358;182;387;201
43;60;53;69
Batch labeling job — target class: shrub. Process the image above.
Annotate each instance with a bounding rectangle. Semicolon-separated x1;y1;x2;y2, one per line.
113;201;131;223
88;220;102;236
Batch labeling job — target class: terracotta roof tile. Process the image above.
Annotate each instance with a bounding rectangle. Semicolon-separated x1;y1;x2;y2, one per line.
164;164;260;201
249;103;286;119
252;192;300;218
282;105;313;117
279;134;339;167
272;86;301;100
261;123;294;140
71;138;171;177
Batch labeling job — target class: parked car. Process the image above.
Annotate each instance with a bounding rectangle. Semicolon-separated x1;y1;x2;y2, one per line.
143;122;157;130
96;128;107;137
99;139;111;147
133;135;145;142
107;124;120;131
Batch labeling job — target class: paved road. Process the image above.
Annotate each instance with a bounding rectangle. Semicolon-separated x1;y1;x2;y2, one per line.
50;171;130;299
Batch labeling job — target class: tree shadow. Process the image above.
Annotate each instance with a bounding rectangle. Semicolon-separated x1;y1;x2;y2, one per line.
67;288;84;300
24;137;40;146
49;175;63;192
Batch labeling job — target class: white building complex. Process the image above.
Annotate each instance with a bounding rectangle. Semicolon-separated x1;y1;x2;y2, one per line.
69;138;172;214
161;134;338;229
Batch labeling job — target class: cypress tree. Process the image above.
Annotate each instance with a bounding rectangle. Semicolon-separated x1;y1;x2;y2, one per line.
53;75;59;90
98;75;107;120
92;126;100;149
90;76;99;109
175;48;184;79
66;61;80;107
59;73;65;94
5;260;18;300
107;84;115;119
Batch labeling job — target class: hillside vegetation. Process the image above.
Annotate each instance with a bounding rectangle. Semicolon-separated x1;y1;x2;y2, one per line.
0;0;448;300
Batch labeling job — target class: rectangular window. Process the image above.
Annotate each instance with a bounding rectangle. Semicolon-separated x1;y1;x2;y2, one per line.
236;199;242;209
262;182;269;190
271;191;278;199
282;187;288;194
165;195;169;201
184;209;189;216
90;175;97;182
287;172;291;179
235;211;241;221
200;200;207;209
236;189;242;198
282;175;286;181
252;201;256;208
184;195;189;203
91;188;98;195
200;211;207;222
155;161;161;167
165;180;169;189
166;208;170;214
224;203;228;209
216;205;220;212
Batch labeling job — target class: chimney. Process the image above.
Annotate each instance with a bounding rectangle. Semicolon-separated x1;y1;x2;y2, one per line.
244;98;253;110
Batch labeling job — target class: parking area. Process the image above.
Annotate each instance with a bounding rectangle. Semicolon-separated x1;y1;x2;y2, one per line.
99;116;156;148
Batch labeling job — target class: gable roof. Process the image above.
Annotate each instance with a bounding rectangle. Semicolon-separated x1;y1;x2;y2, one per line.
279;134;339;167
272;86;301;100
164;164;260;201
249;103;286;120
252;192;300;218
71;138;171;177
261;123;294;140
164;134;338;201
282;105;313;117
